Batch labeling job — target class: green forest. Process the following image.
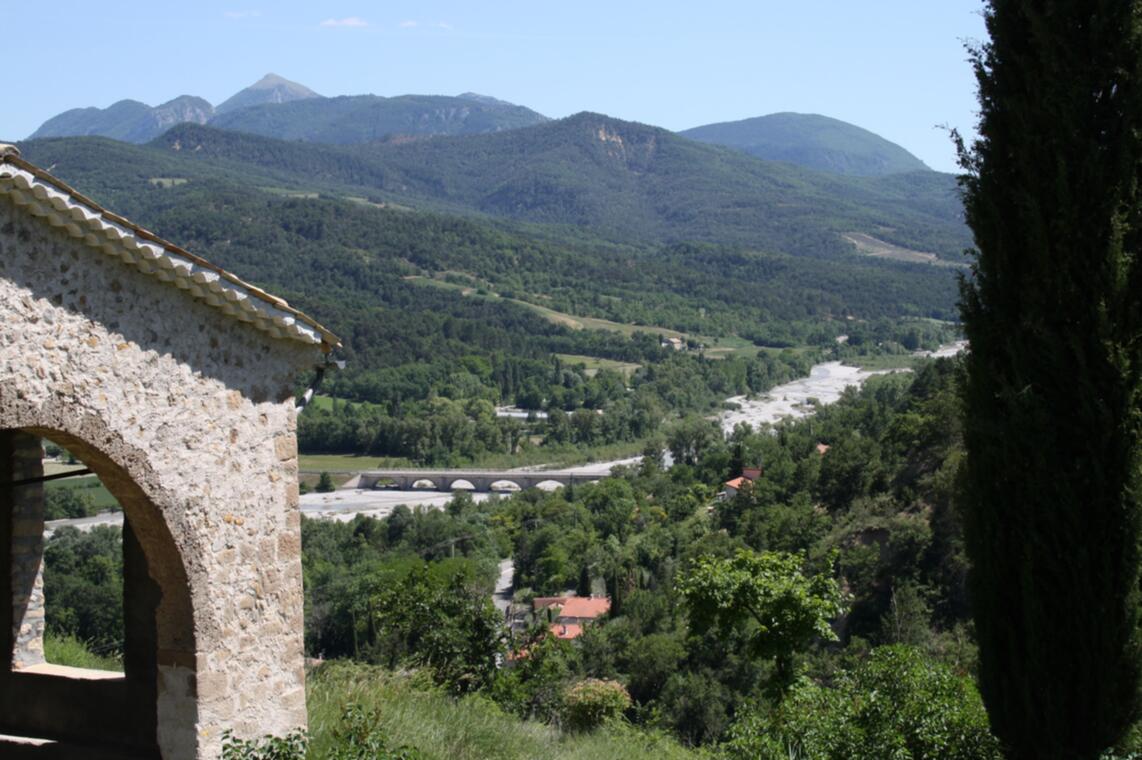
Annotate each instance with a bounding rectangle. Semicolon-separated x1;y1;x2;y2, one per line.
42;361;1142;758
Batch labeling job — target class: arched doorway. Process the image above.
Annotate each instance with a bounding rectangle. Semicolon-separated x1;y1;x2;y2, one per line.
0;426;195;757
1;145;330;757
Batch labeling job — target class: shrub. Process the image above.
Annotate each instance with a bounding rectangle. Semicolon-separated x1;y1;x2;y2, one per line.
220;729;307;760
723;645;1002;760
327;703;423;760
562;678;631;732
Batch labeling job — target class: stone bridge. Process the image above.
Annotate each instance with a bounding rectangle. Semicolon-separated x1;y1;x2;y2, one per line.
357;469;603;492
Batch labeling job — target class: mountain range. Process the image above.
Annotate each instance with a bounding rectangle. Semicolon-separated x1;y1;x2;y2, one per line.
29;73;549;146
19;109;967;266
27;75;934;180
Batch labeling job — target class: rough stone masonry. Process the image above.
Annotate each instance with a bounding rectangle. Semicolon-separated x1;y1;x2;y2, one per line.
0;145;338;758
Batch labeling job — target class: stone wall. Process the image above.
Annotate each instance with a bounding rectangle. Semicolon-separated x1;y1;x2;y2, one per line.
6;431;45;669
0;190;319;757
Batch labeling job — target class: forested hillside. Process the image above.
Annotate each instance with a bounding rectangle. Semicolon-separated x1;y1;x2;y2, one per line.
134;116;969;259
16;121;966;471
57;361;1134;757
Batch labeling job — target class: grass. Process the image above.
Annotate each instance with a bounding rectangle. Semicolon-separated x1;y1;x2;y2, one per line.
555;354;641;378
299;454;413;473
407;274;766;361
843;232;967;269
43;473;120;511
305;395;347;412
306;663;705;760
260;186;320;199
459;440;646;471
512;299;687;339
43;461;88;476
43;632;122;672
407;275;692;339
345;196;414;212
842;353;925;371
698;335;760;359
405;275;491;298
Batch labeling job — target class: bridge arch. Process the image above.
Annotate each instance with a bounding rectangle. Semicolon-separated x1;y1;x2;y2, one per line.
489;480;522;493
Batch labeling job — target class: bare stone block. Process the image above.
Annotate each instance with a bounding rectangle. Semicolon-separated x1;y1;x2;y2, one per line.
273;434;296;462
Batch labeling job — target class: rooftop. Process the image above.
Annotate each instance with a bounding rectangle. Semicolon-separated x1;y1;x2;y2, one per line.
558;596;611;620
0;144;339;352
549;623;583;640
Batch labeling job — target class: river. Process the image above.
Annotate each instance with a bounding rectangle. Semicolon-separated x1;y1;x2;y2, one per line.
720;340;966;434
47;343;966;533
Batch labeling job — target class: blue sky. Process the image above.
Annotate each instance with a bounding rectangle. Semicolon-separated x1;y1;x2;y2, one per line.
5;1;986;172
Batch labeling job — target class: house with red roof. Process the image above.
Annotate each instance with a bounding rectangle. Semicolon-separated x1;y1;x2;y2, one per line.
722;465;763;498
531;595;612;641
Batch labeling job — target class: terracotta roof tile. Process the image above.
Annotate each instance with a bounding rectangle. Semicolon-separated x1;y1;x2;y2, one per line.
550;623;583;639
558;596;611;619
0;149;339;352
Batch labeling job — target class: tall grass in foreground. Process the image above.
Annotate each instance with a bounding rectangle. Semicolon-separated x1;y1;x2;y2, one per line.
43;631;122;671
306;662;706;760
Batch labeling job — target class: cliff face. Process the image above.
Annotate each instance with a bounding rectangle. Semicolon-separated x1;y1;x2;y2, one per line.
29;95;214;143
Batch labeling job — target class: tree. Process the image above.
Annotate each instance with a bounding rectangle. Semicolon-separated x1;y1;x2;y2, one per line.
316;472;336;493
666;415;719;467
723;646;1003;760
43;526;124;654
677;549;842;692
958;2;1142;757
371;567;505;694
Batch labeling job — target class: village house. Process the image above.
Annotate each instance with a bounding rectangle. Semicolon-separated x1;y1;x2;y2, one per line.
721;465;763;498
533;595;611;640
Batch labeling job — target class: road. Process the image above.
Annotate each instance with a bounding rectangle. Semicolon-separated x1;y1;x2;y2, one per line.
492;558;515;614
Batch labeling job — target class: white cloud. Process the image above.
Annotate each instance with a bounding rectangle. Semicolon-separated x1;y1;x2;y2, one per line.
320;17;368;28
436;22;453;30
399;19;418;28
224;10;261;19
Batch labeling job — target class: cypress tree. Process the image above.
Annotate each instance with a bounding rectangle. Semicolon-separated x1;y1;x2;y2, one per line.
959;2;1142;758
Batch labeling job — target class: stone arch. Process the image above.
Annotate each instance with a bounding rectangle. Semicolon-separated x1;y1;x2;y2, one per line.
0;397;198;756
1;148;321;758
411;479;438;490
489;480;521;493
535;480;566;491
448;479;476;492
